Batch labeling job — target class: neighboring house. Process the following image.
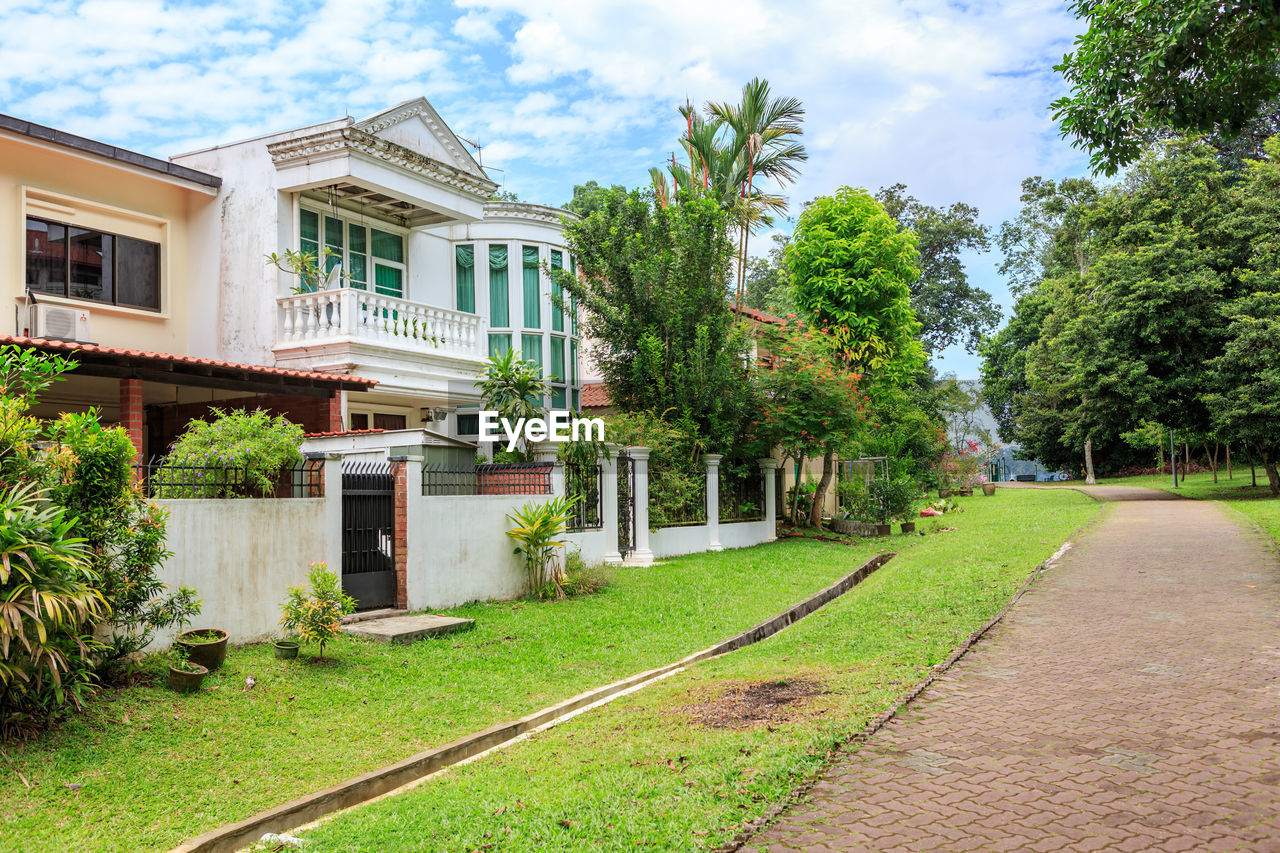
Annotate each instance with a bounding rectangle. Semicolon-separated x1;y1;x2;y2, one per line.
170;98;582;442
1;114;372;459
3;97;582;455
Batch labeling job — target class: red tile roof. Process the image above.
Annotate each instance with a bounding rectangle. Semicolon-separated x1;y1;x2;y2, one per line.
580;381;612;408
0;335;377;389
736;306;784;325
303;428;387;438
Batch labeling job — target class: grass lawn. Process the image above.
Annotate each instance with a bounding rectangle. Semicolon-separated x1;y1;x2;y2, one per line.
292;488;1100;852
0;499;1023;853
1095;471;1280;543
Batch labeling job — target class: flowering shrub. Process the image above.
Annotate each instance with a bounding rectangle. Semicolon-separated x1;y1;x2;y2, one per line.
279;562;355;659
937;441;982;488
160;408;304;497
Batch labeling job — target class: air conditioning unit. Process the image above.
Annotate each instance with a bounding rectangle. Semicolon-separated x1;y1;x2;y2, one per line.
30;304;91;342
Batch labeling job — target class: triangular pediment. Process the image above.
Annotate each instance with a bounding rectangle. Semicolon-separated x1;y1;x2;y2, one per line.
353;98;487;180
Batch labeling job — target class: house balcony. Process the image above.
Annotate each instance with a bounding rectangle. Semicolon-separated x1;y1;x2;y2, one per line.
273;289;487;395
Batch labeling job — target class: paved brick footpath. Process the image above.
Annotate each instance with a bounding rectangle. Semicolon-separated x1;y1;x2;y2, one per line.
745;488;1280;852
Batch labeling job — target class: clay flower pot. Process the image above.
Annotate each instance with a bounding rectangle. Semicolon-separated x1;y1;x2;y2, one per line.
938;489;953;498
177;629;229;672
167;662;208;694
900;521;917;534
273;640;300;660
982;483;997;496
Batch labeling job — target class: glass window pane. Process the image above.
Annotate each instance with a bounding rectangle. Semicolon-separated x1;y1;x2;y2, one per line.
521;333;543;370
455;244;475;313
348;223;366;254
551;387;566;409
26;218;66;296
374;264;403;297
68;227;111;303
572;389;579;411
324;217;343;250
117;236;160;309
522;246;540;328
456;413;480;435
489;245;509;327
371;229;403;263
488;333;512;358
550;336;565;382
349;254;367;288
570;340;578;384
300;209;319;242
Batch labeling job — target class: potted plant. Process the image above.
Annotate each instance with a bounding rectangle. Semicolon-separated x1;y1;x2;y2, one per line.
982;481;997;496
279;562;356;660
273;637;300;660
167;644;208;694
176;627;230;672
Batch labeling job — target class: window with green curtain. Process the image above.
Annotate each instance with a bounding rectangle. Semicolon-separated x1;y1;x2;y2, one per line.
550;250;564;331
521;333;543;372
348;224;368;289
324;216;343;273
488;333;511;358
299;210;320;291
374;266;402;297
489;245;509;327
551;387;566;409
569;255;578;334
570;340;578;384
549;336;565;382
455;244;475;313
371;229;403;263
522;246;541;329
571;389;579;410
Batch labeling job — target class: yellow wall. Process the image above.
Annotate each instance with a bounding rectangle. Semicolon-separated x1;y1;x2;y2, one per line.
0;132;216;354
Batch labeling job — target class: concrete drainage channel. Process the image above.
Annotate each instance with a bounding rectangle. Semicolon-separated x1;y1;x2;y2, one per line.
171;551;896;853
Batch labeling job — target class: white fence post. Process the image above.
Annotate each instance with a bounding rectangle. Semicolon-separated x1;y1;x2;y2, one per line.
759;457;778;542
601;444;622;565
626;445;654;566
321;453;343;572
532;440;565;497
704;453;723;552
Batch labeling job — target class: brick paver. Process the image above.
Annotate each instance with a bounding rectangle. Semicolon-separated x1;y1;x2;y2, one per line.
745;488;1280;852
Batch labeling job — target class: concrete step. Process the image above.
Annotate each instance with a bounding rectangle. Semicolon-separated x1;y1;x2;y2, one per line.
342;608;407;625
343;613;475;645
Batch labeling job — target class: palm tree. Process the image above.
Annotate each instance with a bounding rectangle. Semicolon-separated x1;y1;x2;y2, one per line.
651;79;807;310
708;77;807;309
476;349;550;461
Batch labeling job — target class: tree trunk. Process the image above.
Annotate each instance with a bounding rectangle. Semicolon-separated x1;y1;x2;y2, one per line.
809;450;836;529
1084;438;1096;485
1204;441;1219;484
1247;446;1257;487
1157;432;1164;473
789;452;805;525
1184;442;1191;477
1260;448;1280;497
1226;444;1232;480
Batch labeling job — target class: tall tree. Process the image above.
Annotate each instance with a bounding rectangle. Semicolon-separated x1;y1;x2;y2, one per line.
876;184;996;353
995;177;1100;297
743;232;792;312
1053;0;1280;174
562;181;625;218
555;189;757;452
788;187;924;521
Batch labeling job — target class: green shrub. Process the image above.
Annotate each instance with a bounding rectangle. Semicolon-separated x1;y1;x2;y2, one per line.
507;495;580;598
159;408;304;497
279;562;355;660
0;484;107;736
559;549;609;598
854;478;921;524
602;411;706;529
45;412;200;674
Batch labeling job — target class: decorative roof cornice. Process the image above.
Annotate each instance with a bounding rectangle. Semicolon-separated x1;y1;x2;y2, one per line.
354;99;483;178
483;201;578;226
267;128;498;200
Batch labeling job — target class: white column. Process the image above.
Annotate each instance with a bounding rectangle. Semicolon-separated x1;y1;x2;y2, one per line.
704;453;723;552
759;457;779;542
320;453;344;574
601;444;622;565
532;440;564;497
626;445;654;566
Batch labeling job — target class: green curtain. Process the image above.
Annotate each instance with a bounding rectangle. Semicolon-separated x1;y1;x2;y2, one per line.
489;245;509;327
550;336;565;382
521;333;543;371
522;246;541;329
455;245;475;313
488;333;512;358
550;250;564;331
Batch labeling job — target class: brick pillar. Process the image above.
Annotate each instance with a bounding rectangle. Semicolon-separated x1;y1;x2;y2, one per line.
326;390;345;433
119;378;144;462
390;457;411;610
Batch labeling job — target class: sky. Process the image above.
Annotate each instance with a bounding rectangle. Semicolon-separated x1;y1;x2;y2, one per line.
0;0;1092;378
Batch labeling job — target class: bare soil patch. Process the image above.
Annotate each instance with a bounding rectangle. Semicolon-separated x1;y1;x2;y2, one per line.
679;678;828;729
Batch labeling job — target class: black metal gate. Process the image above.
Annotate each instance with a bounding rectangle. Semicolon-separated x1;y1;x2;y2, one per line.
341;461;396;611
617;451;636;559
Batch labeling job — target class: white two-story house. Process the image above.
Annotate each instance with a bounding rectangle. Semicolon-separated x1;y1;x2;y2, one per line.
171;98;582;442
